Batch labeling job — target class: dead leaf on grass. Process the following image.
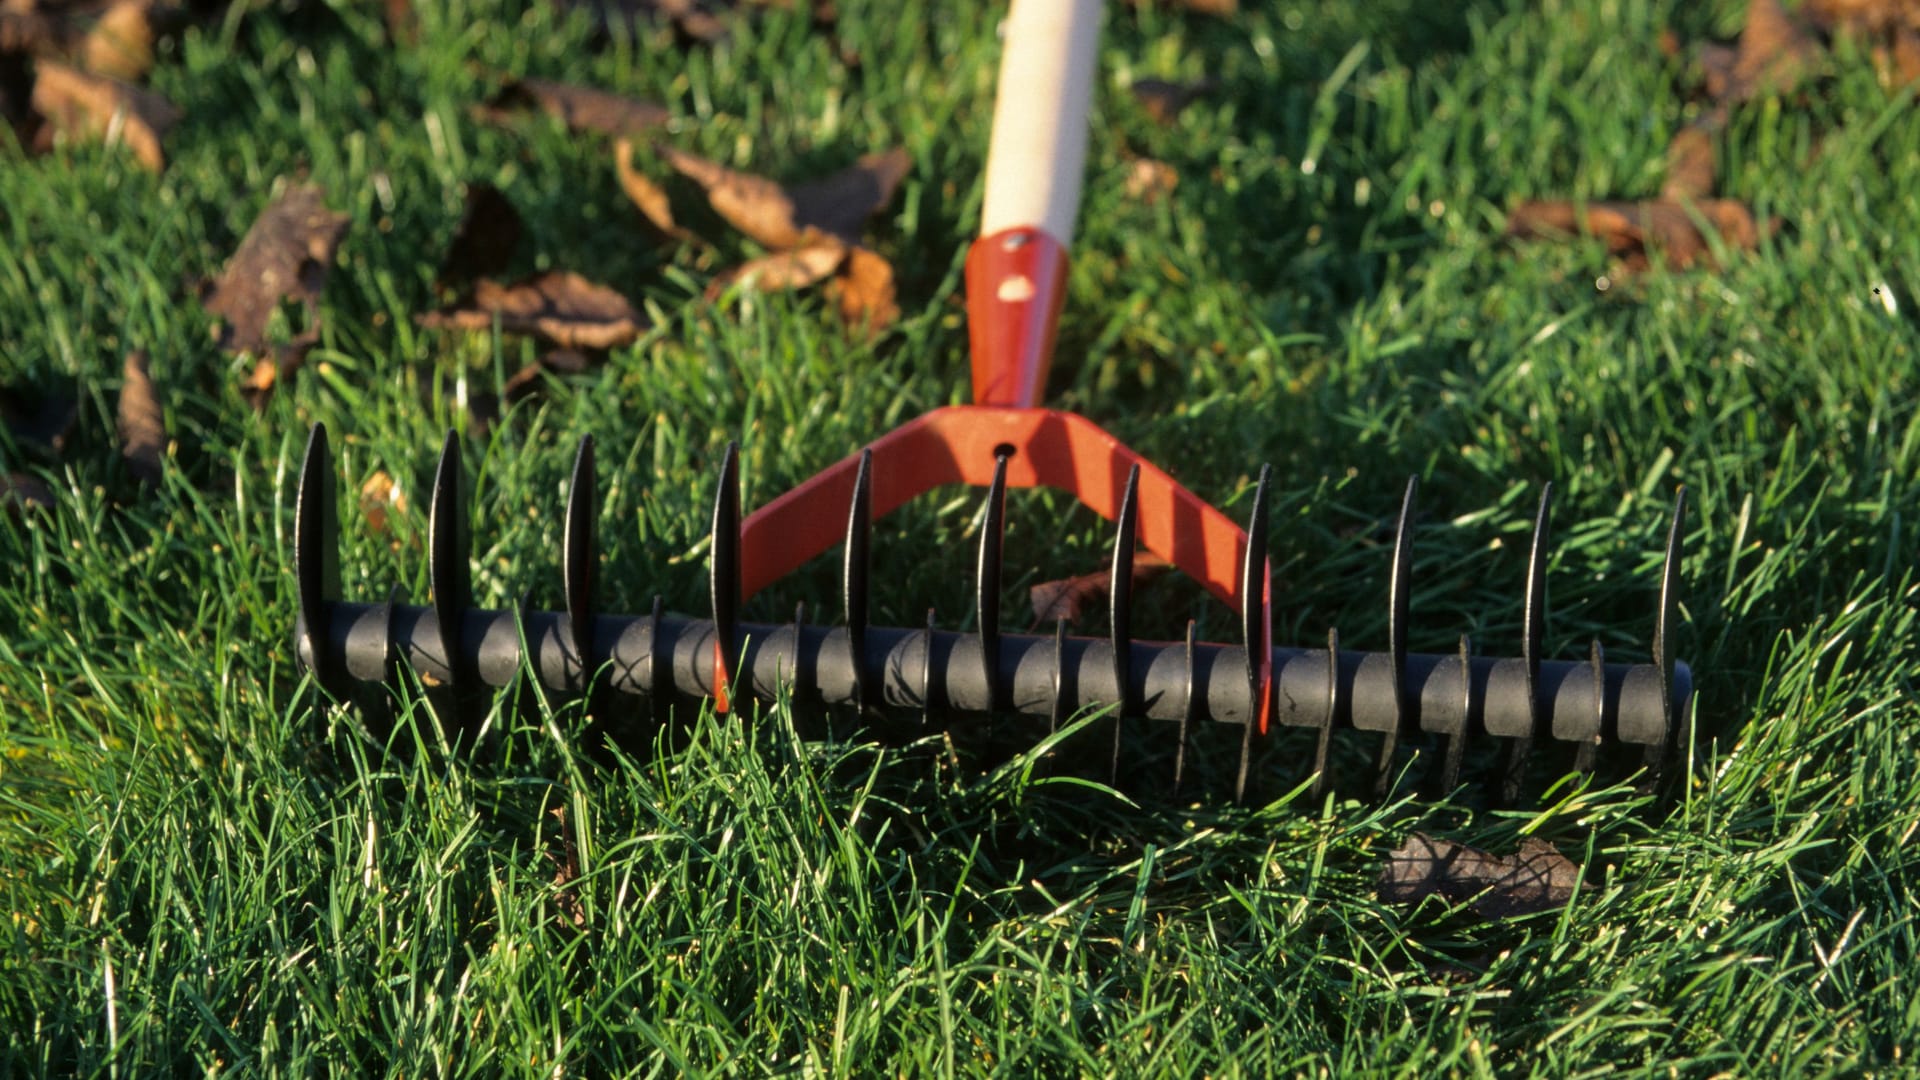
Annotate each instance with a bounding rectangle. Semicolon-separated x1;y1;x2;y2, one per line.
709;240;846;296
358;470;405;534
547;805;585;928
436;183;522;290
476;77;671;138
1698;0;1824;103
827;245;898;335
1506;196;1760;272
662;144;909;249
1124;158;1179;203
1;472;54;512
419;271;646;350
79;0;155;81
614;137;692;241
117;350;164;485
1376;833;1580;918
1029;552;1172;628
1129;77;1212;125
202;183;350;400
1661;123;1717;201
29;59;178;170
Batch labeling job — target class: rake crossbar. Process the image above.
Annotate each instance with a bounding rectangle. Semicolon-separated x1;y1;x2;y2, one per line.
294;425;1693;799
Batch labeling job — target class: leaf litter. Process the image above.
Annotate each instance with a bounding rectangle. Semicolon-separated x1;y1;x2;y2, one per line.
200;183;351;403
475;77;671;139
418;271;646;350
29;59;178;170
117;350;164;486
1376;833;1581;918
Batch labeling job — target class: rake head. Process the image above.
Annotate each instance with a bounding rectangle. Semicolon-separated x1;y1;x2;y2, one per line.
293;423;1694;803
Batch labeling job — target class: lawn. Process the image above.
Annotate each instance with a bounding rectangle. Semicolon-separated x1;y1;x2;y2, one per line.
2;0;1917;1074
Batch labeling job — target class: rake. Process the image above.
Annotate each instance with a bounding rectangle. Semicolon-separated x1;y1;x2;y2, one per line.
294;0;1693;802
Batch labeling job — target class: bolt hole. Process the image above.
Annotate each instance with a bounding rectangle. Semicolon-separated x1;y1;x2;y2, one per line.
992;443;1017;461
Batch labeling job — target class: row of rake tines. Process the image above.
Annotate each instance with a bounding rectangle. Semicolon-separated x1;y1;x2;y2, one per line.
310;425;1690;806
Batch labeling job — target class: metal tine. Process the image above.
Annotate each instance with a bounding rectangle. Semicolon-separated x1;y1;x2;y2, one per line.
1648;487;1687;779
648;595;669;726
791;602;811;710
1574;639;1603;774
710;442;741;712
843;449;873;715
1312;626;1338;801
1374;476;1417;799
977;450;1011;712
1049;618;1067;737
1234;465;1272;805
921;608;938;726
294;424;341;686
1438;633;1469;795
1173;619;1196;798
563;435;596;671
1109;463;1141;785
428;431;471;704
1503;483;1553;804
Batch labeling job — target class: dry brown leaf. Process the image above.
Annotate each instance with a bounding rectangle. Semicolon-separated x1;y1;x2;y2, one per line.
1125;158;1180;203
1376;834;1580;918
1661;124;1717;201
614;137;692;241
828;245;898;335
29;60;178;170
358;470;405;534
1885;24;1920;84
1806;0;1920;35
662;144;910;249
1029;552;1172;629
557;0;739;43
709;241;847;297
1506;197;1760;271
547;805;586;928
1;472;54;512
1722;0;1824;101
80;0;153;81
476;77;670;138
436;183;522;289
202;183;350;400
117;350;164;485
419;271;646;350
1129;77;1211;125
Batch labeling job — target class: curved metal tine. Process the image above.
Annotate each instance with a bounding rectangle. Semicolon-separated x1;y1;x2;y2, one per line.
1312;626;1339;801
791;601;811;715
710;442;741;712
563;435;597;676
1173;619;1196;798
1235;465;1272;805
648;595;670;727
1648;487;1688;779
1049;618;1067;737
1574;639;1603;774
1374;476;1417;799
977;450;1011;713
920;608;939;727
1503;483;1553;805
428;431;473;722
1109;464;1141;785
1438;632;1469;796
843;449;873;715
294;424;341;685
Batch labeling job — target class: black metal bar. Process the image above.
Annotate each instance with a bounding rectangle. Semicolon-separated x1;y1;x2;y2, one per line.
1109;463;1140;784
1438;633;1469;793
1049;618;1067;736
1574;639;1602;773
648;595;669;726
1235;465;1272;805
1173;618;1196;797
427;432;474;725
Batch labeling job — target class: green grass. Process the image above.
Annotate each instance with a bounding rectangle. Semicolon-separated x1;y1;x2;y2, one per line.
3;0;1918;1073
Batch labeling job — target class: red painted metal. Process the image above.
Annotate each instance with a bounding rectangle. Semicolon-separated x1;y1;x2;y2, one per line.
965;227;1069;408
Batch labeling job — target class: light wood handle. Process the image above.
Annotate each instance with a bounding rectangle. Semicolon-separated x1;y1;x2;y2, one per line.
980;0;1103;245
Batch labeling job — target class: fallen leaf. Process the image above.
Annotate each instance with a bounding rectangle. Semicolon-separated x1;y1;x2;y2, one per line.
1124;158;1180;203
419;271;646;350
81;0;153;82
1376;833;1579;918
436;183;522;289
1129;77;1211;125
614;137;692;241
116;350;163;485
202;183;350;399
503;347;594;403
709;240;847;296
827;245;898;335
1661;124;1717;201
557;0;733;42
662;144;909;249
1718;0;1825;102
358;470;404;534
1;383;76;455
547;805;586;928
1885;24;1920;85
1506;197;1760;271
1029;552;1172;628
29;60;178;170
1;472;54;512
476;77;670;138
1805;0;1920;36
